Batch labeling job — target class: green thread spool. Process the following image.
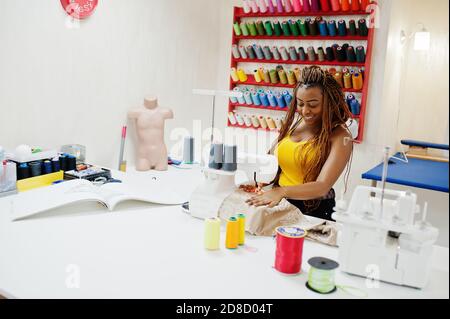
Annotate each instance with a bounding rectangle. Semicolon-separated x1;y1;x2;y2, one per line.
306;257;339;294
298;20;308;36
348;20;357;36
281;21;291;36
269;69;279;84
247;21;258;36
264;21;273;36
273;21;282;36
256;20;265;36
289;20;300;36
240;22;249;36
233;22;241;36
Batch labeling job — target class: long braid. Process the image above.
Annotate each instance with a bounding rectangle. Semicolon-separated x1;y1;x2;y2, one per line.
275;66;353;211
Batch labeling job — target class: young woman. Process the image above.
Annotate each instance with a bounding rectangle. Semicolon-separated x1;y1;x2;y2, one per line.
246;66;354;221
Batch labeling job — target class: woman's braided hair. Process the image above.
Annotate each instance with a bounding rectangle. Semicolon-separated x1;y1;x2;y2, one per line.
274;65;353;211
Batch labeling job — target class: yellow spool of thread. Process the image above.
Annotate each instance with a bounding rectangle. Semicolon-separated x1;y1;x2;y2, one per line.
251;115;260;128
253;69;262;83
278;69;288;84
237;68;248;82
230;68;239;82
259;115;268;129
343;73;352;89
294;68;301;82
237;214;246;246
204;217;221;250
266;116;276;130
226;217;239;249
243;114;252;127
287;70;296;85
119;160;127;172
275;117;283;129
334;72;343;87
263;69;271;83
352;72;363;90
258;67;265;80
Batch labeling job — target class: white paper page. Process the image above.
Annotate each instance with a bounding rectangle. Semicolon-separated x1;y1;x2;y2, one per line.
11;179;106;221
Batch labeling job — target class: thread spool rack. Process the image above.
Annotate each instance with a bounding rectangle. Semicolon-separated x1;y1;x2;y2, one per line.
227;3;376;142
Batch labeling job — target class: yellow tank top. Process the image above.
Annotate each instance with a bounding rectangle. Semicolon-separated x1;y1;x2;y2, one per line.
274;132;318;187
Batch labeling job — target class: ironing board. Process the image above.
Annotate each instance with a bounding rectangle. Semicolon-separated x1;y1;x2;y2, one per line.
362;152;449;193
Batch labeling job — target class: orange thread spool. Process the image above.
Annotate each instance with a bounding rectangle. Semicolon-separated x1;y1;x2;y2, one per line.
351;0;360;11
225;217;239;249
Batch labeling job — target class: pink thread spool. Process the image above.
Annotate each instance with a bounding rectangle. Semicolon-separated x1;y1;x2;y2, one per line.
284;0;293;12
303;0;311;12
292;0;302;12
258;0;268;13
249;0;259;13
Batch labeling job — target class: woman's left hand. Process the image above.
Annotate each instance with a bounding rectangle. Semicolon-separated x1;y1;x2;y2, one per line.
245;188;285;208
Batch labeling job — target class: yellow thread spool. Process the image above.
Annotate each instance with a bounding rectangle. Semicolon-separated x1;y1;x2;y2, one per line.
237;214;246;246
259;116;268;129
258;67;265;80
263;69;271;83
352;72;363;90
287;70;296;85
230;68;239;82
266;116;276;130
119;160;127;172
226;217;239;249
204;217;221;250
293;68;301;82
343;73;352;89
237;68;248;82
333;72;343;87
278;69;288;84
253;69;262;83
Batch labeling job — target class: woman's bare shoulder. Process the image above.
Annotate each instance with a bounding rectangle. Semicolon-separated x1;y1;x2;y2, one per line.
330;125;352;144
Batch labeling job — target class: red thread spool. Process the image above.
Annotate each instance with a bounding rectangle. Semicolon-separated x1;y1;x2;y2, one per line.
274;227;307;274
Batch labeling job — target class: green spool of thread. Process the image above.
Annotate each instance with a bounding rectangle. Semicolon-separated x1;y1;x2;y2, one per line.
240;22;249;36
278;69;288;84
264;21;274;36
298;20;309;36
269;69;279;84
273;21;282;36
256;20;265;36
233;22;241;36
289;20;300;36
306;257;338;294
348;20;357;36
247;21;258;36
281;21;291;36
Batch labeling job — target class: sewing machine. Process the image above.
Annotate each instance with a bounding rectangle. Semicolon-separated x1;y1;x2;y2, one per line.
188;153;278;220
332;186;439;289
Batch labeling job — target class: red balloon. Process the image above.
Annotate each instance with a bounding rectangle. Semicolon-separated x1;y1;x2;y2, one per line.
60;0;98;19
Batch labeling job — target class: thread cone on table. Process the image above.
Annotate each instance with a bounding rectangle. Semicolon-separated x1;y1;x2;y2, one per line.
204;217;221;250
226;217;239;249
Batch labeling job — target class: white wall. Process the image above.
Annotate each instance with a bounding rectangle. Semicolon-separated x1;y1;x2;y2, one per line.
0;0;220;167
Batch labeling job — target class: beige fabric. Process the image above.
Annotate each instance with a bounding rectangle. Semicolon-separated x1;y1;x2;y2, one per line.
218;189;338;246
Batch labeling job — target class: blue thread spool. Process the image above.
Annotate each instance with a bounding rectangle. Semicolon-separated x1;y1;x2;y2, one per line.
318;20;328;36
283;91;292;105
43;160;52;174
337;20;347;36
260;93;270;107
327;20;337;36
267;94;277;107
17;163;30;180
346;94;356;108
251;92;261;105
275;93;286;108
29;161;42;177
52;157;60;172
244;91;253;105
265;89;273;95
350;99;360;115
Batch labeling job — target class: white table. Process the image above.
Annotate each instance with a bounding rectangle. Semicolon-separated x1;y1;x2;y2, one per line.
0;167;448;299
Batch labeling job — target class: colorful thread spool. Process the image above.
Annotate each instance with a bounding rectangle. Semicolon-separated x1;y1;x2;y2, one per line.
263;46;273;60
298;47;307;60
237;68;248;82
251;92;262;105
237;213;246;245
318;20;328;36
260;93;270;106
267;93;277;106
310;0;320;12
204;217;221;250
240;22;249;36
280;46;289;61
258;0;268;13
303;0;311;12
269;69;279;84
351;0;360;11
253;69;262;83
51;157;60;172
251;115;260;128
352;72;363;90
292;0;302;12
289;20;300;36
298;20;308;36
337;20;347;36
247;45;256;59
266;116;276;130
343;73;352;88
350;98;361;115
276;93;286;108
274;226;307;274
228;112;237;125
225;217;239;249
287;71;296;85
330;0;340;11
327;20;337;36
358;18;368;36
293;68;301;81
268;0;275;13
276;0;284;13
243;0;251;13
278;68;288;84
272;46;281;60
306;257;339;294
43;160;52;174
348;20;357;35
235;112;245;125
238;46;248;59
356;46;366;63
230;68;239;82
341;0;350;11
249;0;259;13
320;0;331;11
273;20;282;36
233;22;241;36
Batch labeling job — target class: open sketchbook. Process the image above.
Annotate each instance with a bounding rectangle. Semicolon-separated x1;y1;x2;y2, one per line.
10;178;188;221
